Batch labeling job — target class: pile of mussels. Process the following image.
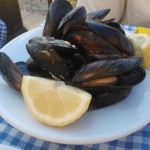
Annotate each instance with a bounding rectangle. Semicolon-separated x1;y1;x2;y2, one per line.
0;0;146;108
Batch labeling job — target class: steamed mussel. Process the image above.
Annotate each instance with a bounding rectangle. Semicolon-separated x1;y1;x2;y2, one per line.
0;0;146;109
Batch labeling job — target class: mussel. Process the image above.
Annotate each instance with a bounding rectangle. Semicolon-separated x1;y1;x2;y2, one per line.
91;86;132;108
55;6;87;39
43;0;73;37
26;58;53;79
67;25;121;60
26;37;70;80
0;52;23;91
72;57;142;84
87;9;110;20
86;20;134;56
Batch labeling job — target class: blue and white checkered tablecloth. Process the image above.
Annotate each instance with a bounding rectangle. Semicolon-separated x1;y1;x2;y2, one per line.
0;25;150;150
0;19;7;49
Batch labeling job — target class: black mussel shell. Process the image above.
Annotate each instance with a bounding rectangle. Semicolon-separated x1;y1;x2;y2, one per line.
28;37;78;59
26;58;53;79
68;25;121;59
87;9;110;20
0;52;23;91
91;86;132;108
43;0;73;37
55;6;87;39
26;41;68;80
117;66;146;86
86;20;134;56
107;22;125;35
73;57;142;83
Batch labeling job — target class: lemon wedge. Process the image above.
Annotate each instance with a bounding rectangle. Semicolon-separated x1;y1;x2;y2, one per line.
128;33;150;69
21;76;91;126
134;26;150;35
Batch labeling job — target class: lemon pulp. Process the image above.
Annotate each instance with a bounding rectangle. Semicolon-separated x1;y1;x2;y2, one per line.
128;33;150;69
21;76;92;126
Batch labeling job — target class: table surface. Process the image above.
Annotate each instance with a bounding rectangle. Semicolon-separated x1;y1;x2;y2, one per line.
0;24;150;150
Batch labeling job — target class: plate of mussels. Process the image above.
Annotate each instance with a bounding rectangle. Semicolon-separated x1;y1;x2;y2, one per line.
0;0;150;145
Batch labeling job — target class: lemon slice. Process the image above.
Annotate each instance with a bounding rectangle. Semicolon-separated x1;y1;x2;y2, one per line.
21;76;92;126
134;26;150;35
128;33;150;69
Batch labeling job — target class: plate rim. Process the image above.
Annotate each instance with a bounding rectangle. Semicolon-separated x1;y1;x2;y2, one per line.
1;104;150;145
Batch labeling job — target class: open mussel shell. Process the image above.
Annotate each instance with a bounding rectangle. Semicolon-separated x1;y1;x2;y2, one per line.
107;22;125;35
28;37;78;59
73;57;142;84
43;0;73;37
73;84;132;108
26;58;53;79
55;6;87;39
87;9;110;20
26;40;68;80
0;52;23;91
117;66;146;86
91;86;132;108
86;20;134;56
48;40;78;59
68;25;121;60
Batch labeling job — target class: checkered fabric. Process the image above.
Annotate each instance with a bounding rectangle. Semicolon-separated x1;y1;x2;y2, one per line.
0;25;150;150
0;117;150;150
0;19;7;49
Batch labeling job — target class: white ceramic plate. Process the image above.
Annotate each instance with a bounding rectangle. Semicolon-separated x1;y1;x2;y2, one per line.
0;27;150;145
